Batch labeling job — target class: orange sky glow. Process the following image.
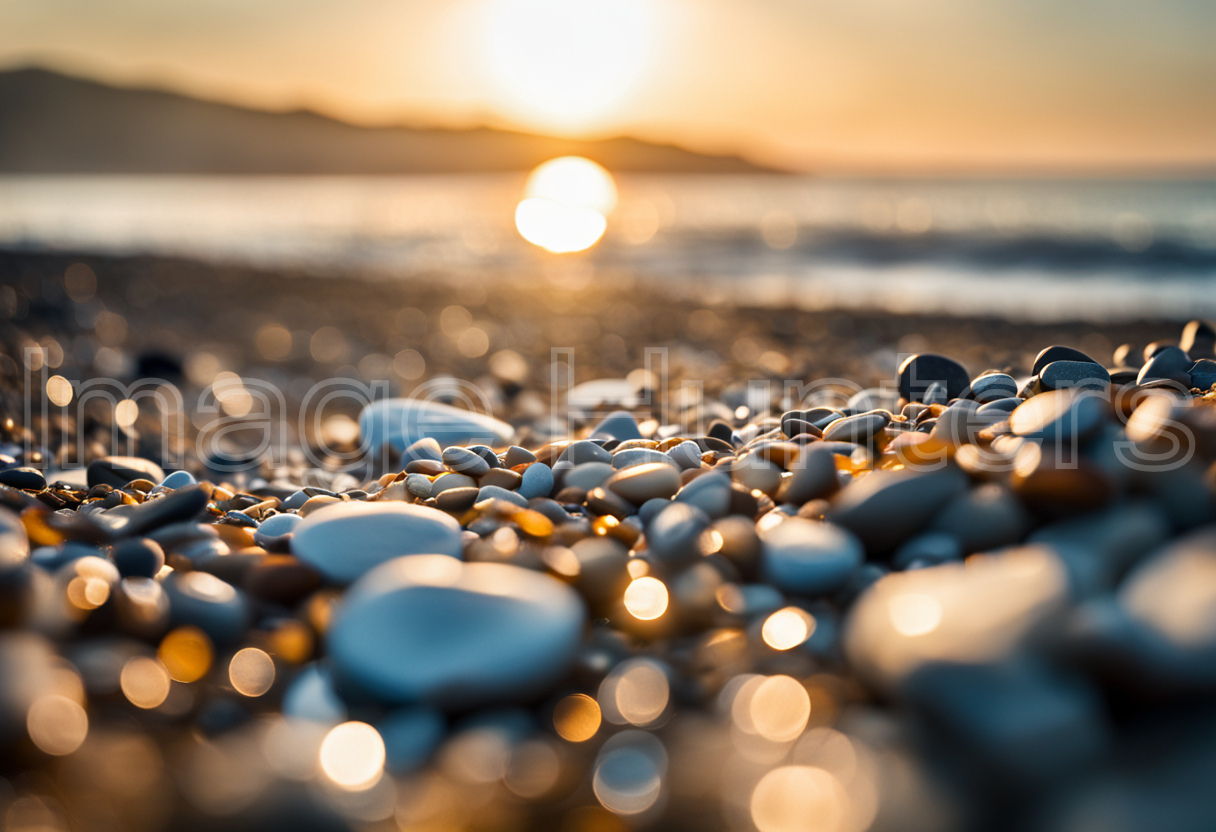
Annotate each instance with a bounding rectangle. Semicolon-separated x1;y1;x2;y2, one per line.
3;0;1215;173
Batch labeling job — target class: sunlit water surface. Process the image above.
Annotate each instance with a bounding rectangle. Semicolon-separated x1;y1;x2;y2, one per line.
2;174;1215;321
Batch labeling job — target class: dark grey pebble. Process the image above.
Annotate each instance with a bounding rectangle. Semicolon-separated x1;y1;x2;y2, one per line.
1188;359;1216;391
442;447;491;477
898;354;970;403
827;467;969;554
1180;319;1216;358
968;373;1019;403
1009;390;1108;443
646;502;710;567
111;538;166;578
558;440;613;466
779;446;839;505
0;468;45;491
1137;346;1192;386
977;397;1022;414
1031;345;1098;376
1039;361;1110;392
87;456;166;489
164;570;251;646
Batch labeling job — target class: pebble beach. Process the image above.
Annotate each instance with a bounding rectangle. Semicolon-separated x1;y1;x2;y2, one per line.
2;249;1216;832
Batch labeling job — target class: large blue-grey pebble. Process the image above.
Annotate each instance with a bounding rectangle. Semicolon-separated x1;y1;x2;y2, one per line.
760;517;863;595
253;512;302;550
360;399;514;452
518;463;555;499
160;470;197;489
675;472;732;518
291;501;462;584
477;485;528;508
328;556;585;709
611;448;676;470
163;570;250;647
646;502;710;567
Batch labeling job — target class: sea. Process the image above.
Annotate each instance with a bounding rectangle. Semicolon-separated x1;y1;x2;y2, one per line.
1;174;1214;322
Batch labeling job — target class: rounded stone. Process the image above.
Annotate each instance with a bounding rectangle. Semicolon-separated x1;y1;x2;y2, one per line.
359;398;515;453
611;448;676;470
1040;361;1110;392
1179;320;1216;358
87;456;166;489
253;512;302;550
0;467;45;491
779;446;839;505
675;472;732;519
519;463;555;500
163;570;251;647
563;462;615;492
822;411;891;443
1031;346;1098;376
606;462;682;505
1137;347;1193;387
968;373;1019;403
328;555;585;709
442;447;491;477
111;538;165;578
590;411;643;441
826;467;969;555
760;517;863;596
291;501;463;584
646;502;711;567
668;441;703;470
477;485;528;508
1009;390;1109;443
160;470;197;489
897;354;970;403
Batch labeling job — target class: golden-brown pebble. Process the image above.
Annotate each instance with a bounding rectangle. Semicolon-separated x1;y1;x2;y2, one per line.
480;468;523;490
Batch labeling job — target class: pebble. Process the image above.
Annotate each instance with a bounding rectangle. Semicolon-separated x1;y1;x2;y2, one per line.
646;502;711;567
611;448;676;470
163;570;251;647
1009;389;1109;442
1031;345;1098;375
590;410;644;441
328;556;585;708
405;472;434;498
562;462;615;492
760;517;863;596
252;512;302;550
359;398;515;452
968;372;1019;403
898;354;970;403
1137;346;1193;386
668;440;703;470
160;470;197;489
0;467;45;491
1190;359;1216;391
778;446;839;505
477;484;528;508
1039;360;1111;392
822;410;891;443
378;707;447;773
827;467;968;554
87;456;166;488
435;487;479;511
442;446;491;477
558;440;613;466
291;501;463;584
674;472;733;519
606;462;682;504
1180;319;1216;358
518;462;555;500
111;538;165;578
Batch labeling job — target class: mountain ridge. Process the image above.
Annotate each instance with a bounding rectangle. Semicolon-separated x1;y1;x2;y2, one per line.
0;67;775;174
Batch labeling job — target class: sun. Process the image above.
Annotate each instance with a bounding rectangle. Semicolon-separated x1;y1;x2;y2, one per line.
480;0;657;133
515;156;617;253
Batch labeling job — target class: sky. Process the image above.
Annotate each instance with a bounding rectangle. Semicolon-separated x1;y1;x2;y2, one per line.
3;0;1216;172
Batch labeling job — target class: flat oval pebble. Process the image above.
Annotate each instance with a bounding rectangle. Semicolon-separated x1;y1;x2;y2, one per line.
827;467;968;554
969;373;1018;403
328;555;585;709
160;470;197;489
760;517;863;596
164;570;251;647
477;484;528;508
606;462;681;504
291;501;463;584
822;411;891;443
674;472;732;519
563;462;615;492
360;398;515;452
0;467;45;491
442;446;491;477
1039;360;1110;392
1031;345;1097;376
611;448;676;470
87;456;166;489
646;502;711;567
